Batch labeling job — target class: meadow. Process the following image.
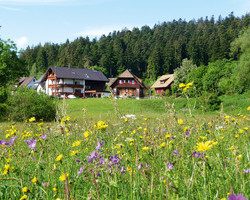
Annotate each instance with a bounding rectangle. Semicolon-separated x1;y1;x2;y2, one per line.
0;94;249;200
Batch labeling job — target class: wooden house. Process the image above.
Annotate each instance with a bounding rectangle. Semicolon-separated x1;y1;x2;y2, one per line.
151;74;174;95
41;66;109;98
108;69;146;98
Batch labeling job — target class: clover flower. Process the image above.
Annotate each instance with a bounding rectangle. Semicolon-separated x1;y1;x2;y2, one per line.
243;169;250;174
87;151;98;163
167;162;173;170
96;141;105;150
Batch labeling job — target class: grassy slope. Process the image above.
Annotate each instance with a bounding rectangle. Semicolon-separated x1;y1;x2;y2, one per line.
65;93;250;121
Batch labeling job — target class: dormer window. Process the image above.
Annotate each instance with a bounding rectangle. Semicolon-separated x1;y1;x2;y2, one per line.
132;80;135;84
124;80;126;83
119;80;122;84
160;80;165;84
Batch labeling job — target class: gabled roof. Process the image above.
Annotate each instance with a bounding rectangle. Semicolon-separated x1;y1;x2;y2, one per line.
42;66;109;82
18;77;36;87
110;69;146;88
108;78;117;86
151;74;174;89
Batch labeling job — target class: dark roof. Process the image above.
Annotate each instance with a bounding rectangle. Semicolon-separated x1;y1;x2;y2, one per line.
19;77;36;87
44;67;108;82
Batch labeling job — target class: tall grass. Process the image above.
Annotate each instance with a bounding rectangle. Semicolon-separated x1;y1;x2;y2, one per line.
0;95;249;199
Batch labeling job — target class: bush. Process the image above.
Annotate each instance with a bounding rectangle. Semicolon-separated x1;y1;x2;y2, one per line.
198;92;222;112
7;87;57;121
0;87;7;103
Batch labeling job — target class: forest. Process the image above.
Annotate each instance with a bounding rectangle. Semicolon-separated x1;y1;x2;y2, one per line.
19;13;250;80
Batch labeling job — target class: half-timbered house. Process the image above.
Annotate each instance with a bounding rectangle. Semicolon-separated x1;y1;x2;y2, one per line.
42;66;109;98
108;69;146;98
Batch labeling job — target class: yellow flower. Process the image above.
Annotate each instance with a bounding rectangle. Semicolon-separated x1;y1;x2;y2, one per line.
29;117;36;122
53;187;57;192
70;150;79;156
220;198;226;200
124;118;128;122
72;140;81;147
179;83;186;88
159;142;166;148
247;106;250;111
127;166;132;171
83;131;89;138
114;143;124;149
31;177;38;183
59;173;69;181
178;119;183;125
142;147;149;151
184;127;189;132
244;127;248;131
55;154;63;162
186;82;193;87
22;187;29;193
195;141;213;152
144;118;148;121
224;116;230;119
165;134;171;138
238;129;244;133
237;155;242;159
94;121;108;130
20;195;28;200
228;146;234;150
235;134;239;139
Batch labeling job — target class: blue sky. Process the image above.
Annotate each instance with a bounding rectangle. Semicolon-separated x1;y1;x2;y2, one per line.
0;0;249;49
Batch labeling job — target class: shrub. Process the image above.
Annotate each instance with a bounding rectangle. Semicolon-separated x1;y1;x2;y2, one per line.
0;87;7;103
198;92;222;112
7;87;57;121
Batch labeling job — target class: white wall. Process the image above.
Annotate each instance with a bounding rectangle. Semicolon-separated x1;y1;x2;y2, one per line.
64;79;74;84
27;78;37;89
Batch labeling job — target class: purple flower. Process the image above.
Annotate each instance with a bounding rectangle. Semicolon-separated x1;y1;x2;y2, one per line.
228;193;248;200
185;131;190;136
96;141;105;150
75;159;80;162
87;152;98;163
42;182;49;187
145;163;151;168
138;163;143;169
110;154;120;164
120;166;125;173
78;167;84;175
167;162;173;170
192;151;204;158
97;172;101;176
40;134;47;140
99;158;105;165
243;169;250;174
0;140;6;145
24;139;37;150
0;137;17;146
173;149;179;156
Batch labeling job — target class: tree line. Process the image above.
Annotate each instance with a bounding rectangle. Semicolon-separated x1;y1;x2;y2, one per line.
19;13;250;81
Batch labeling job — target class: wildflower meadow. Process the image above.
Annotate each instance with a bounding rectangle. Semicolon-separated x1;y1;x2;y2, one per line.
0;99;249;200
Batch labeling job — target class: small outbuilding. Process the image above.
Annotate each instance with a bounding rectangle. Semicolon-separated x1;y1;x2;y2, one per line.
151;74;174;95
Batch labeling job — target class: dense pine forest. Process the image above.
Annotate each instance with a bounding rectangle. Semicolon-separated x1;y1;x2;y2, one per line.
20;13;250;81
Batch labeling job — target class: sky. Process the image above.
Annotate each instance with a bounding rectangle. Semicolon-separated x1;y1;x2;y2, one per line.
0;0;249;50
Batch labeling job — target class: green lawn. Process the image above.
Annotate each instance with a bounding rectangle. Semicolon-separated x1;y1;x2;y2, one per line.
64;93;250;122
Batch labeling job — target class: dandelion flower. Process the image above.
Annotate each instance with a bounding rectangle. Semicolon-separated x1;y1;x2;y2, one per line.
22;187;29;193
55;154;63;162
20;195;28;200
195;141;213;152
142;147;149;151
178;119;183;125
83;131;89;138
59;173;69;181
31;177;38;183
28;117;36;122
72;140;81;147
179;83;186;88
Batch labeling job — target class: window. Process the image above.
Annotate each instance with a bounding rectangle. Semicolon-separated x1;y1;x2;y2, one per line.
124;80;126;83
132;80;135;84
160;80;165;84
119;80;122;84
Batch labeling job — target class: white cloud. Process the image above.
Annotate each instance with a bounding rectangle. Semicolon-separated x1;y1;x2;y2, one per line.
16;37;28;49
0;6;22;11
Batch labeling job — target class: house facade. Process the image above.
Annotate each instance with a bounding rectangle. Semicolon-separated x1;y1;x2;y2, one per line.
108;69;146;98
41;66;109;98
151;74;174;95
